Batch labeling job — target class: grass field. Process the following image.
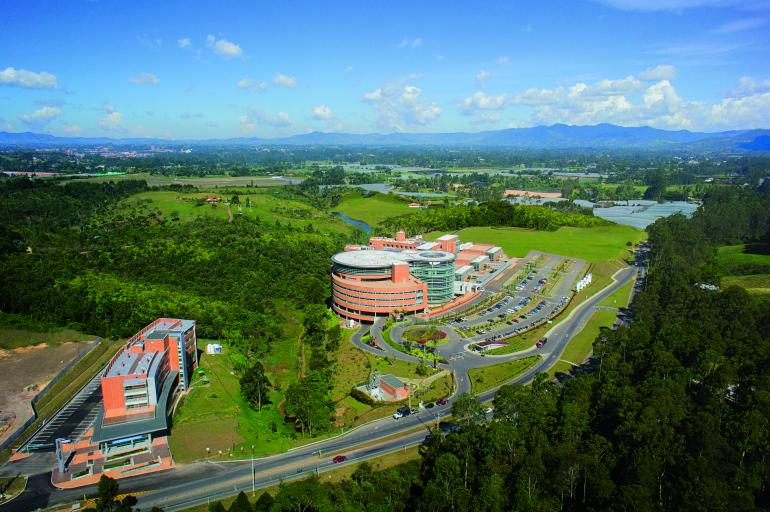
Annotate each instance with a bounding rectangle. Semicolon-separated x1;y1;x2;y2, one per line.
469;356;540;394
715;244;770;295
119;190;352;234
334;191;415;226
169;340;306;464
598;278;635;308
548;309;618;377
722;274;770;295
426;225;644;264
716;244;770;271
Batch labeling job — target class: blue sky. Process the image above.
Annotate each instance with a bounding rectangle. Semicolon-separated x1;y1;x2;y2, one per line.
1;0;769;138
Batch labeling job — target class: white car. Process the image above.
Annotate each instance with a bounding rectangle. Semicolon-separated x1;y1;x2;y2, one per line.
392;411;404;419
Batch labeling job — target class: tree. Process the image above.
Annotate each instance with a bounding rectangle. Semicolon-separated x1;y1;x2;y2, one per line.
451;392;483;425
208;502;226;512
253;492;275;512
83;475;137;512
228;491;252;512
240;362;271;412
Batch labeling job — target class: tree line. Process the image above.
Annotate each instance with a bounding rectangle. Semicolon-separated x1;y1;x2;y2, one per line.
377;200;607;234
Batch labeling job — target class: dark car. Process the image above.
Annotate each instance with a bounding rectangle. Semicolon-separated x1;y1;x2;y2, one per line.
436;398;449;406
425;402;435;409
333;455;347;463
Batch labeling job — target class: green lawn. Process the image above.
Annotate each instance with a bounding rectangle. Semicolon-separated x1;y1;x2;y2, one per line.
334;191;415;226
599;278;635;308
169;341;305;464
469;356;540;394
119;190;352;234
715;244;770;273
548;309;618;377
722;274;770;295
426;225;644;263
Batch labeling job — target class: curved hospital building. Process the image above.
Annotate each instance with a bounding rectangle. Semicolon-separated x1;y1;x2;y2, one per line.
331;231;505;322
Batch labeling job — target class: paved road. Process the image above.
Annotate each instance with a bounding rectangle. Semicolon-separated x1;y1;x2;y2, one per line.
2;260;638;512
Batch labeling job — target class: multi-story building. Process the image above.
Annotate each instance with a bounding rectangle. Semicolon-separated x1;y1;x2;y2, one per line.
332;231;506;322
52;319;196;486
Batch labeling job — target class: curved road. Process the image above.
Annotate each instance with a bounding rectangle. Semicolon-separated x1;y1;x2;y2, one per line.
3;265;636;512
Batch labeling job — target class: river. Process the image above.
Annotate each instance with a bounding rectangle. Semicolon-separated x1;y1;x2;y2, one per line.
335;212;372;233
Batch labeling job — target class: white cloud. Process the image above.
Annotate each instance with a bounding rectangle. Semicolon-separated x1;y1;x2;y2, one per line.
712;17;768;34
237;79;267;92
240;109;292;132
206;35;243;59
397;37;423;49
129;72;160;85
462;91;507;111
461;91;508;124
496;56;510;65
177;38;191;48
476;70;492;87
344;65;355;72
312;104;334;120
17;106;61;125
62;124;81;134
639;64;677;81
272;73;296;87
729;76;770;97
98;111;124;131
501;70;770;131
0;67;58;89
522;24;534;33
100;101;116;113
363;75;441;131
435;54;445;61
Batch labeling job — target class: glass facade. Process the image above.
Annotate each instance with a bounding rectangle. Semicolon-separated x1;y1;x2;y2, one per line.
409;260;455;304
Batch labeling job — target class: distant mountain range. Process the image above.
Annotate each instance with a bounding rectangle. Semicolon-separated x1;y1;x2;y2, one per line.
1;123;769;151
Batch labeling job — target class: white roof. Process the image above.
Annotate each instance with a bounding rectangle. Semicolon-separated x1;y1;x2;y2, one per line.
455;265;473;274
332;250;409;268
417;242;439;250
332;249;455;268
436;234;459;241
472;255;488;264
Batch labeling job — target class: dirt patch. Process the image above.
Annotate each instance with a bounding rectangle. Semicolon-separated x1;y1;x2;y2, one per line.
0;341;90;445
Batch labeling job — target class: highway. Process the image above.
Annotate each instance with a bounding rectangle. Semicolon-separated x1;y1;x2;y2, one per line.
1;258;638;512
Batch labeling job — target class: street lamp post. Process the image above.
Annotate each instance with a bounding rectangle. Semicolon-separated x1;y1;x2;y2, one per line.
251;445;255;496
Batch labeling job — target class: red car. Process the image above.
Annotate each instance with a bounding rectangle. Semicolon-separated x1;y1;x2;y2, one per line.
332;455;347;463
436;398;449;406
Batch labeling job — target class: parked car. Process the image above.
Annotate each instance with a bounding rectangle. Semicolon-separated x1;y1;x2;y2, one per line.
437;398;449;406
425;402;435;409
333;455;347;463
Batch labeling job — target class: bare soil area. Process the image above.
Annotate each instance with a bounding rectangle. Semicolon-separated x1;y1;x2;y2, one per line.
0;341;89;445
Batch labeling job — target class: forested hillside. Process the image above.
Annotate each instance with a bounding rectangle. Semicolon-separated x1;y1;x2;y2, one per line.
210;185;770;511
0;178;347;342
